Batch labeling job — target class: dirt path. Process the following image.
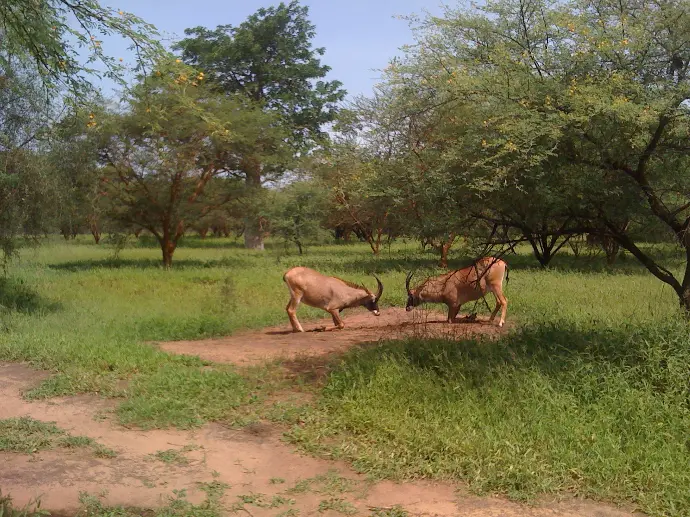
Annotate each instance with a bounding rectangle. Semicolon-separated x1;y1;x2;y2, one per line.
155;307;509;367
0;311;643;516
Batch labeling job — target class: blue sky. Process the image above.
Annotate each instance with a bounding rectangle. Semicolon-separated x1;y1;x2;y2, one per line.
92;0;446;101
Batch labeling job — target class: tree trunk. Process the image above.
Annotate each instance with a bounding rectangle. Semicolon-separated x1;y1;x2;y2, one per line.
438;233;457;269
89;220;100;244
243;157;264;250
198;227;209;239
160;235;177;269
680;286;690;313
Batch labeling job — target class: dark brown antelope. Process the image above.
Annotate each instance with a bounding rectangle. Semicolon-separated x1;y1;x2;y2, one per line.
405;256;509;327
283;266;384;332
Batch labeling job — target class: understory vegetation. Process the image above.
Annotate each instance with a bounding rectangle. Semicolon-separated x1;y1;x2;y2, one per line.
0;238;688;516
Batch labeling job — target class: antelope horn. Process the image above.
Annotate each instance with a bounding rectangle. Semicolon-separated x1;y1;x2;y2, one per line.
373;274;383;302
405;270;414;294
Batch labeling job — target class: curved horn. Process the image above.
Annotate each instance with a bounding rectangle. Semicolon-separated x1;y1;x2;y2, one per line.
405;270;414;294
373;274;383;302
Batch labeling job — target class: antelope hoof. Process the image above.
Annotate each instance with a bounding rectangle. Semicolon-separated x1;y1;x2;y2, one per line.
373;310;380;316
498;321;504;328
292;328;305;333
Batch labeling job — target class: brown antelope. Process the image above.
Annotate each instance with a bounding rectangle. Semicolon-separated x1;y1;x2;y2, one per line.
283;266;384;332
405;256;509;327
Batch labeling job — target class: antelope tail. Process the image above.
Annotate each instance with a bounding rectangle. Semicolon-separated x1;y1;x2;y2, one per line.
505;263;510;284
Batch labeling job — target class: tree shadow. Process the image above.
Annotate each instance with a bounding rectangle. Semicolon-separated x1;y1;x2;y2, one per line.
0;278;62;315
335;321;688;399
48;256;254;272
133;235;289;250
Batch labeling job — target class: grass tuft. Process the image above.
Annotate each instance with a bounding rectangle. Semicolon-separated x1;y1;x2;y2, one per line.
0;416;115;458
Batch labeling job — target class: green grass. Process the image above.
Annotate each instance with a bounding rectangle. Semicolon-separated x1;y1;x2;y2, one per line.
0;491;48;517
287;322;690;516
317;498;358;515
0;416;116;458
76;482;226;517
149;446;198;466
1;235;689;515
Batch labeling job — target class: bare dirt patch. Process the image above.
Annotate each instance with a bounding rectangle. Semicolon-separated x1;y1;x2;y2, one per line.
155;307;510;367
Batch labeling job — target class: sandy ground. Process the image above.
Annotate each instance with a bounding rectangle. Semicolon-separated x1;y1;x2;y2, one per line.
156;307;508;367
0;308;643;516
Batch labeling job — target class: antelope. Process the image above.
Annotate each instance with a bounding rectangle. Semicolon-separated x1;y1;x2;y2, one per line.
283;266;384;332
405;256;509;327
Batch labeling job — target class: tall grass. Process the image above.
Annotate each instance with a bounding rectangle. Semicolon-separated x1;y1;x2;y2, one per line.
0;235;688;515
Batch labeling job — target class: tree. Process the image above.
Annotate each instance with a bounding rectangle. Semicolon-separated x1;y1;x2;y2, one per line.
376;0;690;311
0;0;163;266
0;0;163;96
175;1;346;249
0;58;57;263
316;145;399;255
269;180;328;254
99;59;279;267
49;100;110;243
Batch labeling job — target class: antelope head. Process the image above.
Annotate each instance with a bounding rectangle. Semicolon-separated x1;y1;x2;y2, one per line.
362;274;384;316
405;270;420;311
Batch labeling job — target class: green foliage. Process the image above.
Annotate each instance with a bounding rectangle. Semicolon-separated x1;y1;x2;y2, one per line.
359;0;690;302
269;180;330;254
175;1;345;249
48;98;110;242
0;60;57;265
99;57;278;266
0;0;163;96
175;0;346;151
315;145;400;254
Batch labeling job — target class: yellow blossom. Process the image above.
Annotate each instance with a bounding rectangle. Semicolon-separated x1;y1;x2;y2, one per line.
176;59;182;63
481;139;487;147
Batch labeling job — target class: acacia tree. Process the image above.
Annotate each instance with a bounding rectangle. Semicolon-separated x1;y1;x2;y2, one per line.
99;59;280;267
377;0;690;310
175;0;346;249
0;57;59;263
0;0;163;264
48;100;111;243
316;145;399;255
269;180;328;254
0;0;162;96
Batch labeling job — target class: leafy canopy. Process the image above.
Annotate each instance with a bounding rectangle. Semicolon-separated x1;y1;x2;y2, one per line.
174;0;346;151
